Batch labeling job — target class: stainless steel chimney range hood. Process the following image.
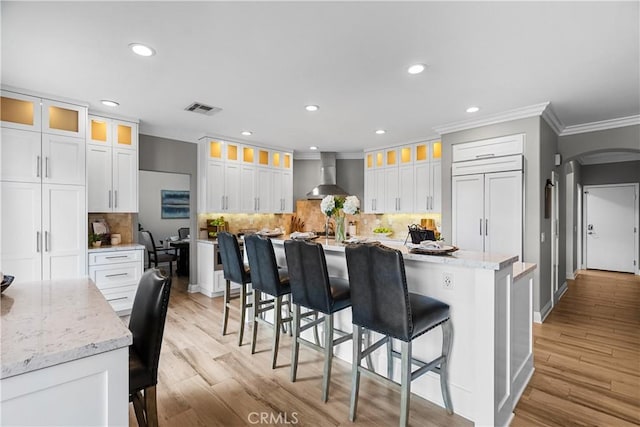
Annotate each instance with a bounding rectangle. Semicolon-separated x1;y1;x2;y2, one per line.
306;152;349;199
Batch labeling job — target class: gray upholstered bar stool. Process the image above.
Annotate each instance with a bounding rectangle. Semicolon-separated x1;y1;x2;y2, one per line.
244;234;293;369
345;242;453;427
284;239;352;402
217;232;252;346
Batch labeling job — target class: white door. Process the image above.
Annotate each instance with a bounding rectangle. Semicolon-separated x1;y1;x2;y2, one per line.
414;162;431;212
0;182;42;282
398;165;414;213
431;161;442;212
272;170;284;213
585;184;638;273
256;167;272;213
113;148;137;212
240;165;256;212
206;161;225;212
42;184;86;280
383;168;398;213
87;145;112;212
0;128;41;183
452;174;484;251
282;170;293;213
364;169;376;213
484;171;523;259
225;163;241;212
42;134;85;186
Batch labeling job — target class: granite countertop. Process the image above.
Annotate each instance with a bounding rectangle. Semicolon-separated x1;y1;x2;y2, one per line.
270;235;518;271
1;278;132;379
88;243;145;253
512;262;537;281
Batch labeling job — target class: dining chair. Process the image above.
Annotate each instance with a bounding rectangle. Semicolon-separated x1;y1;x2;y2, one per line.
140;230;177;276
178;227;189;240
345;242;453;427
129;268;172;427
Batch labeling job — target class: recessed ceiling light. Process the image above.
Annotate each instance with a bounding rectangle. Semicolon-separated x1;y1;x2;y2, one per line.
466;106;480;113
101;100;119;107
309;146;318;150
241;131;252;136
305;105;319;112
375;129;386;135
407;64;426;74
129;43;156;57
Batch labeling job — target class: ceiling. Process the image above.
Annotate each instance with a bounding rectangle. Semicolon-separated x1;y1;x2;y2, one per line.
2;2;639;154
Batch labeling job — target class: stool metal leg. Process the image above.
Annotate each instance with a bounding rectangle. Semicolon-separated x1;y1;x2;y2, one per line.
313;311;320;346
238;283;248;346
322;314;334;402
272;296;282;369
250;290;261;355
349;325;362;421
440;319;454;414
222;279;231;336
387;335;394;380
399;341;412;427
290;304;301;382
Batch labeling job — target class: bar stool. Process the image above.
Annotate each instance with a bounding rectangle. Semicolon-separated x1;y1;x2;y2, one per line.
345;242;453;427
244;234;294;369
217;232;252;346
284;239;352;402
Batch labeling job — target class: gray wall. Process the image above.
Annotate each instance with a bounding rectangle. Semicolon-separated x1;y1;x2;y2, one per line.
139;170;190;242
139;134;198;282
292;158;364;205
559;125;640;160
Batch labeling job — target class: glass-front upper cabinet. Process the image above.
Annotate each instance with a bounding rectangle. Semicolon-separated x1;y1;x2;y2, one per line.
42;99;85;138
414;140;442;163
242;146;255;164
257;149;270;167
88;116;137;149
1;91;41;132
364;150;384;169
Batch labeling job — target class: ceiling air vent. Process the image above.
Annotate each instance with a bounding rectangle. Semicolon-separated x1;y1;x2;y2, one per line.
184;102;222;116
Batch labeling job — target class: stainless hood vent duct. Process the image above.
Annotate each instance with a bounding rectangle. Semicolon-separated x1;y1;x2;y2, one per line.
306;152;349;199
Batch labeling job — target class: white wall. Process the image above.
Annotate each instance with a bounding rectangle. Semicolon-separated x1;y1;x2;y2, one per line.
139;170;190;243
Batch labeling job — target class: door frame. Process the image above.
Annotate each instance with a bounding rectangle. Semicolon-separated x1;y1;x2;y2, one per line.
577;183;583;270
583;183;639;275
550;171;559;307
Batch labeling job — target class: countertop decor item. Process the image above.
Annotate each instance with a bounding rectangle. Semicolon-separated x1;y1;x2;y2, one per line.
320;195;360;244
1;275;15;293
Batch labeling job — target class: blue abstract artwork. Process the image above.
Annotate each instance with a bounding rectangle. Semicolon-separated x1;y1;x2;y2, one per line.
161;190;190;219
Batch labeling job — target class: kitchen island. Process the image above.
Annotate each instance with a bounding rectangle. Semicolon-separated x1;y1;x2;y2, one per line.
271;237;535;426
1;278;132;426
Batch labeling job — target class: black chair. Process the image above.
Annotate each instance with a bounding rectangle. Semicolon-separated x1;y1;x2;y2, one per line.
284;239;352;402
129;268;172;427
178;227;189;240
244;234;293;369
217;232;252;346
345;243;453;427
140;230;177;276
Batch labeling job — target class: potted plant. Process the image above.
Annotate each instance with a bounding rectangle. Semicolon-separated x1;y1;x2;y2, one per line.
89;233;103;248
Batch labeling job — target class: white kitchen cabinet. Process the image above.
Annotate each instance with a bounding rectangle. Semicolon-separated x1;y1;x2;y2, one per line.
0;182;86;283
0;91;42;132
1;128;41;183
206;161;225;212
87;115;138;213
197;241;215;296
452;134;524;163
271;169;293;213
364;168;385;213
240;165;256;212
256;167;272;213
414;161;441;212
41;99;86;138
88;247;144;315
452;171;522;259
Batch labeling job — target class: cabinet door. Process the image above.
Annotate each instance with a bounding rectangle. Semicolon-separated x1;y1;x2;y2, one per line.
256;167;271;212
282;170;293;213
224;163;241;212
0;128;41;183
364;169;375;213
1;91;41;132
42;134;85;185
0;182;42;282
113;120;138;150
240;165;256;212
383;168;398;213
484;171;522;260
431;161;442;212
398;165;414;213
197;242;215;295
42;99;86;138
42;184;86;280
414;162;431;212
88;116;111;145
113;148;137;212
271;170;284;213
87;145;112;212
452;174;484;251
206;161;225;212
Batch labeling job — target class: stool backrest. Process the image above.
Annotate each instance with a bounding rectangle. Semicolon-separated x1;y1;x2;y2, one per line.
128;268;172;384
178;227;189;239
345;243;411;341
245;234;282;296
284;239;333;313
217;232;249;284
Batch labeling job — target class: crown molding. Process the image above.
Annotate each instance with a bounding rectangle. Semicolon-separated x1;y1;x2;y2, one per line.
2;84;89;108
540;104;563;135
433;102;551;135
560;115;640;136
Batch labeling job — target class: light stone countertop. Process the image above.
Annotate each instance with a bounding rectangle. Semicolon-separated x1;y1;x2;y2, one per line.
1;278;132;379
270;236;518;271
512;262;537;281
88;243;145;253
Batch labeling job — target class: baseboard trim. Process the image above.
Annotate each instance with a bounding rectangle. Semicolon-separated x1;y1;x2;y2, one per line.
555;281;568;302
187;283;199;293
534;299;553;324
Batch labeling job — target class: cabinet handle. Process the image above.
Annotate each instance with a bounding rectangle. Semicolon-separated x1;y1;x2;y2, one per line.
45;231;49;252
479;219;483;235
37;156;41;178
107;296;128;302
45;157;50;178
397;198;400;211
475;153;495;159
105;272;129;278
485;219;488;236
105;255;128;259
109;190;112;208
36;231;41;253
115;190;118;208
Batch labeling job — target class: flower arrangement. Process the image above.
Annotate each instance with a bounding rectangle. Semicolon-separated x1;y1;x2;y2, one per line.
320;195;360;242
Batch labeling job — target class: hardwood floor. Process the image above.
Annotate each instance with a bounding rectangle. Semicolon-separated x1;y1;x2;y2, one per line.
512;270;640;427
130;269;640;426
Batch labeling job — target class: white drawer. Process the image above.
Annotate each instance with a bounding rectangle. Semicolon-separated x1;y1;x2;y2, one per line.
101;285;137;314
89;250;142;266
452;134;524;162
90;263;142;290
452;154;523;176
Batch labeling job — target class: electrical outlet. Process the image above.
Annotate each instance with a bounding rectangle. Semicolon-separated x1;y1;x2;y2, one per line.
442;272;454;289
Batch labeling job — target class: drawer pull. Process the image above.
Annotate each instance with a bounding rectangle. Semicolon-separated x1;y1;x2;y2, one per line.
105;255;129;259
475;153;495;159
107;296;128;302
105;273;129;278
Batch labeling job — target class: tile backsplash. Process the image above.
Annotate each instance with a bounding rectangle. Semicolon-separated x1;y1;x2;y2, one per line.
88;213;135;243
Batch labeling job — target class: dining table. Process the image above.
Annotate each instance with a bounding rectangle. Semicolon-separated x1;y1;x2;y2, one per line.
169;239;190;276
